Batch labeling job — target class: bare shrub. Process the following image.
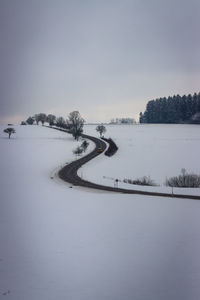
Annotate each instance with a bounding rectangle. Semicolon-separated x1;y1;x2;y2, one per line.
73;146;83;156
81;140;89;152
166;169;200;188
123;176;157;186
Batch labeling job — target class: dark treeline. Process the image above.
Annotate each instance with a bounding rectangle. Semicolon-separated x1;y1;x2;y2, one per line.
139;92;200;124
101;137;118;157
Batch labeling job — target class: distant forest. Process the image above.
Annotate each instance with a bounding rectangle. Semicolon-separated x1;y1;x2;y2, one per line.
139;92;200;124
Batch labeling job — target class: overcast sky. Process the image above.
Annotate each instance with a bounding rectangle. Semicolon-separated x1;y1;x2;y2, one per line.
0;0;200;123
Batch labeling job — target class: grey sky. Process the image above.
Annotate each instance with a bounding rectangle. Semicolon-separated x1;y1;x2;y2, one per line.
0;0;200;123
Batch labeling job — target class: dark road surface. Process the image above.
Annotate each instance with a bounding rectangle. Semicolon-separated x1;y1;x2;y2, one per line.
50;127;200;200
59;133;107;186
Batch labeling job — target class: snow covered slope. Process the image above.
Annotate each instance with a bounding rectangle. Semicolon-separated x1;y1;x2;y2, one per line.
83;124;200;196
0;125;200;300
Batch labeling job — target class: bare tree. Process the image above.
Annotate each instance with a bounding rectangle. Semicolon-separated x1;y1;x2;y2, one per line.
56;116;65;128
26;116;34;125
34;113;47;125
81;140;89;152
39;113;47;125
47;114;56;126
34;114;40;125
4;128;16;139
73;146;83;157
67;111;85;140
96;124;106;137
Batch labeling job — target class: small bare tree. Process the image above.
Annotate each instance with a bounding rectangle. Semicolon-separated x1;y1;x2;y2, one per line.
4;128;16;139
73;146;83;158
96;124;106;137
81;140;89;152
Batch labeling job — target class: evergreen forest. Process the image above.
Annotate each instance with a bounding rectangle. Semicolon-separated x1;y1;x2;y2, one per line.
139;92;200;124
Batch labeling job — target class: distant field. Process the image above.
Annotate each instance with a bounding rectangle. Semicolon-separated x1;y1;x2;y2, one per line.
83;124;200;195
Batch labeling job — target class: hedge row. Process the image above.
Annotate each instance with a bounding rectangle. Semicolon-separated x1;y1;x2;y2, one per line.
102;137;118;157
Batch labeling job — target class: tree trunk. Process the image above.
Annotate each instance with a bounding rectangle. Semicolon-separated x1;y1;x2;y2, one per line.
9;133;11;138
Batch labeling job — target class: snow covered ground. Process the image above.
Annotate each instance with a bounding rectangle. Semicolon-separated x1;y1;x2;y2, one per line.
83;124;200;196
0;124;200;300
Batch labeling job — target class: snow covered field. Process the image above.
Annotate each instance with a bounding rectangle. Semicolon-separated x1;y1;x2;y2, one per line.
0;124;200;300
83;124;200;195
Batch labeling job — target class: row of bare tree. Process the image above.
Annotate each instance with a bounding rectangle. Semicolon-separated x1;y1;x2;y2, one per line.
23;112;108;140
23;111;85;140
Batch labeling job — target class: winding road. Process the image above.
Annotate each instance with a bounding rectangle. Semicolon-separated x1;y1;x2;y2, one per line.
59;133;107;186
51;127;200;200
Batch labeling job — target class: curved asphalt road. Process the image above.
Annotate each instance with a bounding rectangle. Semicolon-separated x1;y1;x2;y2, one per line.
59;133;107;186
53;128;200;200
